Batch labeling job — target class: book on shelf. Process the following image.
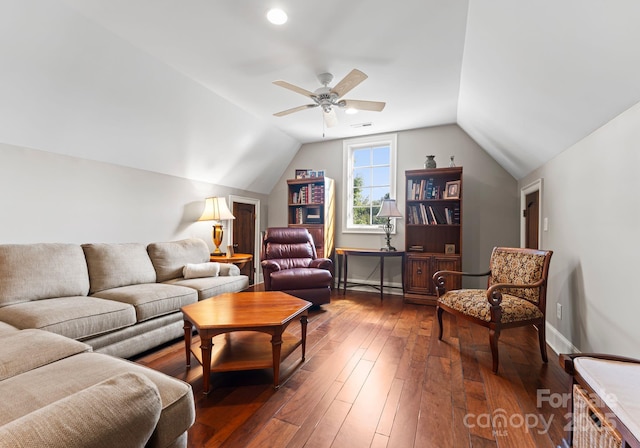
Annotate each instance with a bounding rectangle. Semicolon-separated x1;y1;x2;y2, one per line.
408;245;423;252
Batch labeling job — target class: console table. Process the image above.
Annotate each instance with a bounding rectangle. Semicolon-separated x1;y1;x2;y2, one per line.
335;247;405;300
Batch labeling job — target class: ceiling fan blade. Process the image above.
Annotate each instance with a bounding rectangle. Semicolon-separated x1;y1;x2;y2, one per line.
343;99;386;112
324;108;338;128
274;104;318;117
331;69;368;98
273;80;315;98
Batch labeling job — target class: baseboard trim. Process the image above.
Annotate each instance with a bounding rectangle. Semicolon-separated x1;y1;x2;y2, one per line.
545;322;580;355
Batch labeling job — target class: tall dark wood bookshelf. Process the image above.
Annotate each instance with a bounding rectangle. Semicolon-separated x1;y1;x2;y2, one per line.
287;177;335;259
404;167;462;305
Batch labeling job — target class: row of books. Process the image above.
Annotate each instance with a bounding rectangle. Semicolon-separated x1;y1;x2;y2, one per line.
407;204;460;225
291;184;324;204
293;208;322;224
407;178;442;200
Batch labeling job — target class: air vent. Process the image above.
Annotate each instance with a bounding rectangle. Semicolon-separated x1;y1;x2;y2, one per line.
350;122;372;128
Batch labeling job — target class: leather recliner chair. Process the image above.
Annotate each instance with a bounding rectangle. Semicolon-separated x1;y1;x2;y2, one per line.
260;227;333;306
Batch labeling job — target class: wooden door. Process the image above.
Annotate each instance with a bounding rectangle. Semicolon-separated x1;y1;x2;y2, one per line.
525;190;539;249
232;202;255;284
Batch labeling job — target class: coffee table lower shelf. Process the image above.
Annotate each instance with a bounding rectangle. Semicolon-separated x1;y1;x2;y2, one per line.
190;331;303;374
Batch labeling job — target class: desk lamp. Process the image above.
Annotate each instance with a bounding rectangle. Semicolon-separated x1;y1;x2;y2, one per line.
376;199;403;251
198;197;235;255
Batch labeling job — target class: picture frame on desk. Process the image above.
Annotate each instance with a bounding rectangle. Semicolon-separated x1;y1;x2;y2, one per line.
226;245;235;257
295;169;310;179
445;244;456;254
316;169;325;178
444;180;461;199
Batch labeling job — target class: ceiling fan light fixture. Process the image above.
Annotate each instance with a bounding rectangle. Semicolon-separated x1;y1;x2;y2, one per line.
266;8;288;25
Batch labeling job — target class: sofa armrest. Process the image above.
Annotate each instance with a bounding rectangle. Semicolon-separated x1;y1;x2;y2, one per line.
219;263;241;276
310;258;333;270
261;260;282;272
0;372;162;448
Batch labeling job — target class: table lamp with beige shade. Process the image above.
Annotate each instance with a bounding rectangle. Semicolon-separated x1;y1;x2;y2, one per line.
198;197;235;255
376;198;403;252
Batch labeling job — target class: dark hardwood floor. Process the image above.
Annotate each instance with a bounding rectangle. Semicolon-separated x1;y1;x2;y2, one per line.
134;289;572;448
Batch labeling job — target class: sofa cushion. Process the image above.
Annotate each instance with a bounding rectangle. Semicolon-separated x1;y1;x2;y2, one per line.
166;275;249;301
147;238;210;282
0;372;162;448
92;283;197;322
183;262;220;279
269;268;333;290
82;243;157;294
0;352;195;448
0;297;136;340
0;321;17;336
0;243;89;307
0;329;91;381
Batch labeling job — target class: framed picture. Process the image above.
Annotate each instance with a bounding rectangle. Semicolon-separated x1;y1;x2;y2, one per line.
317;169;325;178
295;169;309;179
445;244;456;254
226;245;235;257
309;170;317;178
444;180;461;199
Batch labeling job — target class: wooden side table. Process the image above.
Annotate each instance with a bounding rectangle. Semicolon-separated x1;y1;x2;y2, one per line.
210;253;253;269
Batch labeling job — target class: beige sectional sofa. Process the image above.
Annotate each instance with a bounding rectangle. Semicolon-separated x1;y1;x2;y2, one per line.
0;237;250;447
0;237;249;358
0;322;195;447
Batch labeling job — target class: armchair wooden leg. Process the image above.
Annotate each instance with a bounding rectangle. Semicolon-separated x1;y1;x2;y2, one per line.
489;328;500;374
437;306;444;340
536;322;548;363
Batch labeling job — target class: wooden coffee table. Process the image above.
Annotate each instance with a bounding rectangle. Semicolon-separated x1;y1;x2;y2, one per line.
181;291;312;395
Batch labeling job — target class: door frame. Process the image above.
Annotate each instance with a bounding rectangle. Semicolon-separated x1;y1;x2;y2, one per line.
520;178;543;249
229;195;261;284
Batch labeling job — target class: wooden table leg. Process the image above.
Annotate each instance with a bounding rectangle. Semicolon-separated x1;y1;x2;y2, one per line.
336;252;343;290
300;314;308;361
200;330;213;395
380;255;385;301
183;320;192;367
271;331;283;390
343;253;348;295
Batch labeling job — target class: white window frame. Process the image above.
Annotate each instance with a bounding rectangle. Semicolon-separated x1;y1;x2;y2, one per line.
342;133;398;234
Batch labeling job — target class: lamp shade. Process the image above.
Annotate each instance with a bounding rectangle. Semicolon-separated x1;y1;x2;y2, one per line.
198;197;235;222
376;199;403;218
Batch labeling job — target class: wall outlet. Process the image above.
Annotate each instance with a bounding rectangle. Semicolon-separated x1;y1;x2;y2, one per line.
556;303;562;320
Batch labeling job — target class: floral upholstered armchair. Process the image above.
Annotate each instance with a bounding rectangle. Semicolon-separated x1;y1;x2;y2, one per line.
433;247;553;373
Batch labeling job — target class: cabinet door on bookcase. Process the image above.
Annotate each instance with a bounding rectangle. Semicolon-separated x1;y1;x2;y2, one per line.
306;225;324;258
405;255;433;295
433;255;462;291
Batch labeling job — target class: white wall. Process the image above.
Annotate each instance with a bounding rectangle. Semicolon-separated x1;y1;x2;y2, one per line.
0;143;269;248
0;0;299;194
268;124;519;289
519;100;640;358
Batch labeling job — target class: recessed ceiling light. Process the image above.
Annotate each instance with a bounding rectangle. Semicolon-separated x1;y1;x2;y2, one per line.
267;8;288;25
345;108;358;115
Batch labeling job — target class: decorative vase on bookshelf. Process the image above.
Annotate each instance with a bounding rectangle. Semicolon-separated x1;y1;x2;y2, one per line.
424;155;436;169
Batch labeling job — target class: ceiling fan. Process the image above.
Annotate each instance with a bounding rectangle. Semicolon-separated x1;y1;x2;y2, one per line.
272;69;386;128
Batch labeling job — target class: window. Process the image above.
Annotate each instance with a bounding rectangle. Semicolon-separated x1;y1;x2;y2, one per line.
343;133;397;233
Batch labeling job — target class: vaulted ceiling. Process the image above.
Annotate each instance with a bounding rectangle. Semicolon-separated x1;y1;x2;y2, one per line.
23;1;640;185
